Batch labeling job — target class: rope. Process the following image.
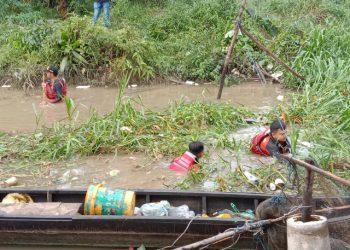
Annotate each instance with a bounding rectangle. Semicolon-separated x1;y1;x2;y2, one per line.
221;234;241;250
253;232;269;250
270;191;287;205
160;215;200;249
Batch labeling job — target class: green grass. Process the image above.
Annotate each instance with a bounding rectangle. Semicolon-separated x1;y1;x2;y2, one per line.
0;0;349;188
0;98;253;161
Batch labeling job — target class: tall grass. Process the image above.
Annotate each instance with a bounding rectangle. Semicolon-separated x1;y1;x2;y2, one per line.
1;99;252;161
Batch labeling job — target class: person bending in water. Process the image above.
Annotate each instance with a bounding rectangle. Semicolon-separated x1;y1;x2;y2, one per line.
41;66;67;104
169;141;204;172
251;119;291;161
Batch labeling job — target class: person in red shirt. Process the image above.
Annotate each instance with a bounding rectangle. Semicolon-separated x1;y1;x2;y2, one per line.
169;141;204;173
251;119;291;162
41;66;67;104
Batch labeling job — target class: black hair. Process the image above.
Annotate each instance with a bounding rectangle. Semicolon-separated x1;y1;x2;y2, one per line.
270;119;286;133
47;66;59;77
189;141;204;156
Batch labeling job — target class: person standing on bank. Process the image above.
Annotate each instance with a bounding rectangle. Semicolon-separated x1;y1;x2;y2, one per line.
93;0;111;28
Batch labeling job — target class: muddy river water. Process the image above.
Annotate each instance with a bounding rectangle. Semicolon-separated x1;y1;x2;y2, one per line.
1;82;287;190
0;82;285;133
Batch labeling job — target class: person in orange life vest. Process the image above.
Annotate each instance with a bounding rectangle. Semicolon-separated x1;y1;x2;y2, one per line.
41;66;67;104
251;119;291;162
169;141;204;173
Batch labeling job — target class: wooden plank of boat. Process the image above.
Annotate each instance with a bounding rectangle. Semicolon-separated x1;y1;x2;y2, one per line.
0;188;349;249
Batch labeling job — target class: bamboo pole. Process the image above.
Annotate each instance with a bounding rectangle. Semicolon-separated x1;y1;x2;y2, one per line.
217;0;248;99
279;155;350;187
239;26;305;81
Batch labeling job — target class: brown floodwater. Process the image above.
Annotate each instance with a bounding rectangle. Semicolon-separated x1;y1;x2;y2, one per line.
0;81;286;133
5;152;183;190
0;82;289;191
1;127;275;192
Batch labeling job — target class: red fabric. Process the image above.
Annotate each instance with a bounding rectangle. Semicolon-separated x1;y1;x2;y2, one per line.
251;129;271;156
44;78;67;102
169;152;196;172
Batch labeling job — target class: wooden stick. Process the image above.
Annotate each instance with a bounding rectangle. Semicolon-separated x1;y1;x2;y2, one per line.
239;26;305;81
174;207;301;250
217;0;248;99
302;159;315;222
279;155;350;187
316;204;350;213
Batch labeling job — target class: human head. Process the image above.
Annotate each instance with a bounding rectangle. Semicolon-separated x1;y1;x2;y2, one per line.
189;141;204;158
270;119;287;142
46;66;59;80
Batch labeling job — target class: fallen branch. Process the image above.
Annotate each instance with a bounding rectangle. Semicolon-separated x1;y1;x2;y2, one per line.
279;155;350;188
174;206;302;250
239;26;305;81
217;0;248;99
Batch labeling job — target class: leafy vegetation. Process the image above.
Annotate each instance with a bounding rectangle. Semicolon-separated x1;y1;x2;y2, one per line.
1;99;251;161
0;0;349;189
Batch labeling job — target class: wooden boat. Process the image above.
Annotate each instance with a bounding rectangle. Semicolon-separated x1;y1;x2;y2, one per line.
0;188;349;249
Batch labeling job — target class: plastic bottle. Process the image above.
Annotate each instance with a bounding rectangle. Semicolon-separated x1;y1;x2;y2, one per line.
244;171;259;185
140;200;170;216
168;205;195;218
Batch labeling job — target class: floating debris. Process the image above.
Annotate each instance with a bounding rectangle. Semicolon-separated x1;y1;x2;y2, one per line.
301;141;312;148
271;71;283;79
277;95;284;101
109;169;120;177
275;178;285;189
120;126;132;133
4;177;18;187
60;169;84;183
230;161;238;171
185;80;194;85
203;180;217;191
269;183;277;191
244;171;260;185
76;85;91;89
34;132;43;140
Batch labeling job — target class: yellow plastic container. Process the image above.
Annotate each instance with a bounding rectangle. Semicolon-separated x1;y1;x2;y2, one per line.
84;184;135;216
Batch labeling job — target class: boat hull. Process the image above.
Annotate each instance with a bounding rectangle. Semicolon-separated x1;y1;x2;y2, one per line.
0;189;349;249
